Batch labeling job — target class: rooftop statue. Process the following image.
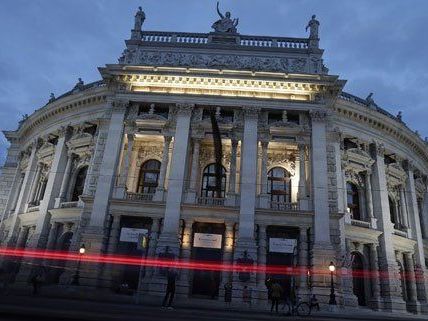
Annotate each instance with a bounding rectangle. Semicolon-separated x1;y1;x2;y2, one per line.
305;14;319;39
365;92;376;107
211;1;239;33
134;6;146;31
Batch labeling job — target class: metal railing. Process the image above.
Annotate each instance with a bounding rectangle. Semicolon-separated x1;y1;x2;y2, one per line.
125;192;154;202
197;197;225;206
269;201;299;211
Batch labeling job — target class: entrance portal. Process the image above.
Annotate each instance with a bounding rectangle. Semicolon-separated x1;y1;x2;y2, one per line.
352;252;366;306
191;222;225;298
266;226;300;299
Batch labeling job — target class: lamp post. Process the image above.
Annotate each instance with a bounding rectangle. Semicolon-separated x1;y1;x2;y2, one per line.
328;261;337;305
71;244;86;285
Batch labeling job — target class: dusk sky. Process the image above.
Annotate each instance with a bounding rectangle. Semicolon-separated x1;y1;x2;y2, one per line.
1;0;427;165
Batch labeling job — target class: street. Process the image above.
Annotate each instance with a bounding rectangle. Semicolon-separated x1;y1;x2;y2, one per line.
0;295;425;321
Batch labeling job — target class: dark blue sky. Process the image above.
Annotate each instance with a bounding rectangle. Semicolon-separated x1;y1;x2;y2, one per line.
1;0;427;164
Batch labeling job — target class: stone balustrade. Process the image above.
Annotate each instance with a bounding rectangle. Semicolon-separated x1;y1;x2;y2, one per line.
350;219;371;229
125;192;155;202
197;197;226;206
140;31;309;50
268;201;300;211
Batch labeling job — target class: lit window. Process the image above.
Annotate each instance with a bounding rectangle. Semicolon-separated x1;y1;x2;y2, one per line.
201;163;226;198
267;167;291;203
137;160;161;194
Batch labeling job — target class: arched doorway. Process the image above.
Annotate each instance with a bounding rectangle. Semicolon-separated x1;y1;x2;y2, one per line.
352;252;366;306
52;231;73;283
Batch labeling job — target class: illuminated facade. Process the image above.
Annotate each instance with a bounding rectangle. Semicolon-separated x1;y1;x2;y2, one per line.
1;7;428;314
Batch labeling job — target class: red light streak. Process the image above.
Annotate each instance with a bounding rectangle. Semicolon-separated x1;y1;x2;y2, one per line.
0;247;425;282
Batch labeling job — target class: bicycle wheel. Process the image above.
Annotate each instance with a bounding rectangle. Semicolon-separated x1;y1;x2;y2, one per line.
296;302;311;316
281;302;292;316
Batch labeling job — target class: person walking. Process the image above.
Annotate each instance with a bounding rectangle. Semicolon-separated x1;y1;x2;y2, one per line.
162;268;178;309
270;281;282;314
224;281;232;306
242;285;252;307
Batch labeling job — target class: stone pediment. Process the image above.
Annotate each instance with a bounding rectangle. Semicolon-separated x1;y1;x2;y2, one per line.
386;163;407;186
342;148;374;173
37;141;55;160
345;223;382;244
66;132;94;157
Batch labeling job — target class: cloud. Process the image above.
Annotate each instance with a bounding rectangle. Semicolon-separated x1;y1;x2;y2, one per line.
1;0;427;162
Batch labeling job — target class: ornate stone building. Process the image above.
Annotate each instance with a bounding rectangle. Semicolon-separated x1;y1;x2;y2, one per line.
1;7;428;314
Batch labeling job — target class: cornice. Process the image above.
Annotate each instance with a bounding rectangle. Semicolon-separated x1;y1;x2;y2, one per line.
334;99;428;166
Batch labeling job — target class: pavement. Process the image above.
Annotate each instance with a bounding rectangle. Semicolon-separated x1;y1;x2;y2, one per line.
0;287;426;321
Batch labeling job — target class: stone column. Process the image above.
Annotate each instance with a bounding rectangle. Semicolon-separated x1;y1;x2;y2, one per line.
399;186;409;232
233;107;259;299
258;141;269;208
121;134;134;188
31;129;70;249
298;227;309;297
88;101;127;228
226;138;238;206
404;162;428;308
298;143;309;210
255;225;268;303
370;142;406;311
55;153;74;207
28;163;42;206
45;223;59;250
103;215;122;288
157;104;193;255
368;243;381;310
309;110;337;302
5;140;39;245
237;107;259;241
154;135;172;201
184;138;200;203
220;222;235;293
404;252;419;312
365;170;377;228
16;226;30;248
176;220;192;297
310;110;330;245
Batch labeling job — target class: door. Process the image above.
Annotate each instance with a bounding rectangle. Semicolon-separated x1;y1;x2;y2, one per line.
191;222;225;299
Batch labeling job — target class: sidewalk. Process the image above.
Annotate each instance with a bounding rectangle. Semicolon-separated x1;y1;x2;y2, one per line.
0;285;425;321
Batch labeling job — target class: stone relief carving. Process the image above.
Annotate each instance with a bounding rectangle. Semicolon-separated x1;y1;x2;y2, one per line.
199;145;231;168
136;145;163;166
267;152;296;175
119;50;308;74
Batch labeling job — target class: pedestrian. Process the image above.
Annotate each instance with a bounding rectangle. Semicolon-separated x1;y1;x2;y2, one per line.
30;273;42;296
270;281;282;314
242;285;252;307
310;294;320;311
224;281;232;306
162;268;178;309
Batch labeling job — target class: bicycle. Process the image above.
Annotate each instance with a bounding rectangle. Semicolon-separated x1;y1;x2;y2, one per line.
282;297;312;317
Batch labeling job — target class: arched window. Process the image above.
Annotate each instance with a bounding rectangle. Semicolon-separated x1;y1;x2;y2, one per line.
347;182;361;220
71;166;88;201
267;167;291;203
351;252;366;306
137;160;161;194
201;163;226;198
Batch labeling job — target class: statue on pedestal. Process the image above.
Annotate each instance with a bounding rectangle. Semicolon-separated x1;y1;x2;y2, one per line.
305;14;320;39
211;1;239;33
134;6;146;31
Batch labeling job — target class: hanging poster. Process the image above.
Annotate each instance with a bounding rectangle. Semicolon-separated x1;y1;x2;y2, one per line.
269;238;297;253
193;233;222;249
119;227;148;243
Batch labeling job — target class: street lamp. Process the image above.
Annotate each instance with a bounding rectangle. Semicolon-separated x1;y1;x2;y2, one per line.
71;244;85;285
328;261;337;305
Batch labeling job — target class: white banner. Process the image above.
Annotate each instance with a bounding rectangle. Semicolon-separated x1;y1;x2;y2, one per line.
269;238;297;253
119;227;148;243
193;233;222;249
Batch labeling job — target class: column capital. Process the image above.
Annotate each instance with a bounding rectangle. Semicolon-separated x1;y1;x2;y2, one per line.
164;135;173;144
260;140;269;149
175;103;194;116
111;99;129;112
242;106;261;118
371;141;385;157
309;109;328;122
403;159;416;173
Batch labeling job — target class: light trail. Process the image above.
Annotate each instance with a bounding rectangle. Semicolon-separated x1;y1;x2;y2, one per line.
0;247;425;282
